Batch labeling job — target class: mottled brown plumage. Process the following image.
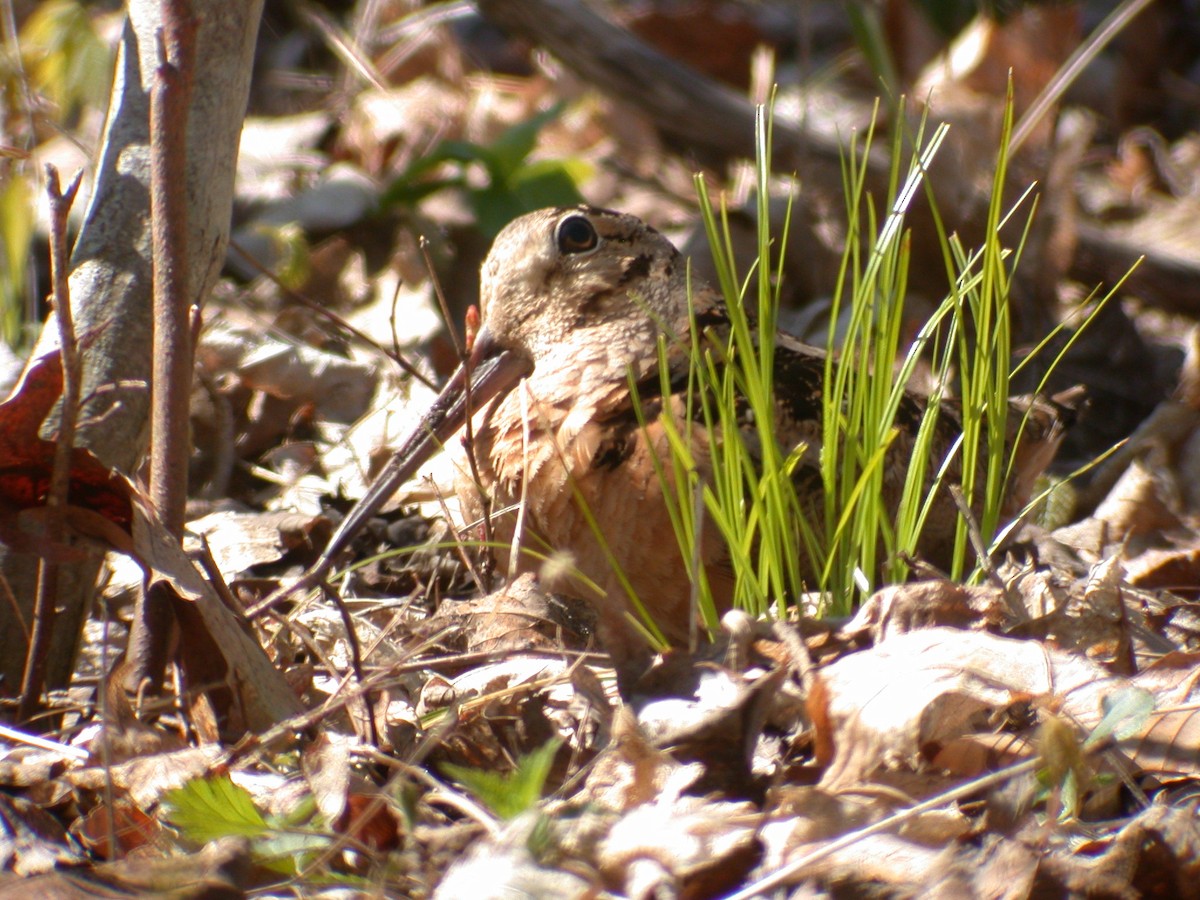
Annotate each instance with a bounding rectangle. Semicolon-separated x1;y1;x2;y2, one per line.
312;206;1072;683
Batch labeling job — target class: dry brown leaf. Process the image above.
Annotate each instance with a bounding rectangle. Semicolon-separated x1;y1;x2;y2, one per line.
3;835;250;900
1055;454;1185;563
816;627;1121;788
623;0;766;90
417;656;574;718
0;791;81;877
1175;327;1200;412
1047;806;1200;898
580;708;702;814
415;653;605;774
756;783;974;897
0;349;133;556
424;572;592;653
1126;651;1200;778
433;813;594;900
820;620;1200;788
302;733;402;856
302;732;353;826
1024;556;1135;669
187;509;322;577
1126;542;1200;589
914;7;1080;119
129;497;305;729
929;731;1038;777
72;798;161;860
598;790;760;900
198;318;377;424
846;580;1009;641
65;745;222;811
338;80;467;174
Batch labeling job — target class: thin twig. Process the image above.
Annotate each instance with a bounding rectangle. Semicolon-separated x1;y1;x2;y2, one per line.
0;722;89;760
948;484;1006;592
419;236;464;357
0;573;27;645
17;165;83;722
321;581;380;748
509;383;532;578
297;0;388;92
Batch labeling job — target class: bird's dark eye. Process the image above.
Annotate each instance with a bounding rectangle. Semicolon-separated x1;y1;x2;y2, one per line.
555;214;599;255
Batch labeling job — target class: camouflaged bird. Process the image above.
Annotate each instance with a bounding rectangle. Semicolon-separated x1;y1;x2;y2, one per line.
312;206;1073;686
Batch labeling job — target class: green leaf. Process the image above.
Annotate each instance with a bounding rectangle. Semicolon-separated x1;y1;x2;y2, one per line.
469;160;589;238
418;140;492;170
379;175;464;209
469;185;533;239
379;104;582;226
509;159;589;209
0;177;34;345
378;140;483;209
162;775;335;876
1086;687;1154;749
486;103;566;179
21;0;113;118
161;774;271;845
441;739;561;821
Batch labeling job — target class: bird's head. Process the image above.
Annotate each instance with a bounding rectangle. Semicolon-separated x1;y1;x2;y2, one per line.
474;205;691;369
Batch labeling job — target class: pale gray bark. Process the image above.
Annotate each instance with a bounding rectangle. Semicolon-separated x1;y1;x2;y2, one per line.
1;1;265;695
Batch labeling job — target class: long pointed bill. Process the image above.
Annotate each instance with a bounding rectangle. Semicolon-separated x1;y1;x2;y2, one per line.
314;325;530;573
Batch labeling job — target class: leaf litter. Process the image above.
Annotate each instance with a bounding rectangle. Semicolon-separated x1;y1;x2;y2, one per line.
4;3;1200;898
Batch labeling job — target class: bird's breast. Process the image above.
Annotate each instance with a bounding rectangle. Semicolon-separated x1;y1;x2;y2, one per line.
453;378;726;644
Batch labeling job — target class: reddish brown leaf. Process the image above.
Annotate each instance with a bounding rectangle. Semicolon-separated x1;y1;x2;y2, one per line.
336;793;402;854
74;799;161;860
0;350;133;542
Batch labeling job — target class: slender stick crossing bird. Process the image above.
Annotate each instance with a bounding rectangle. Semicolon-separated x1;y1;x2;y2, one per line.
303;205;1073;686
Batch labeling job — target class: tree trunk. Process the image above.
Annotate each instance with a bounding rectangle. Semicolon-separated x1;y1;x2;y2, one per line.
0;1;264;696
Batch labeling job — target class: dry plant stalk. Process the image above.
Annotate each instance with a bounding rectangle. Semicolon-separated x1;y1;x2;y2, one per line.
17;166;84;722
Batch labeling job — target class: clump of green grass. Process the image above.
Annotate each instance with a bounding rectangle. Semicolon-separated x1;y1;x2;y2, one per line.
360;89;1123;653
818;104;955;604
638;87;1094;634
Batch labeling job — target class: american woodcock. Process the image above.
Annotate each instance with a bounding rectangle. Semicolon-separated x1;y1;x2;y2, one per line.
312;205;1073;683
